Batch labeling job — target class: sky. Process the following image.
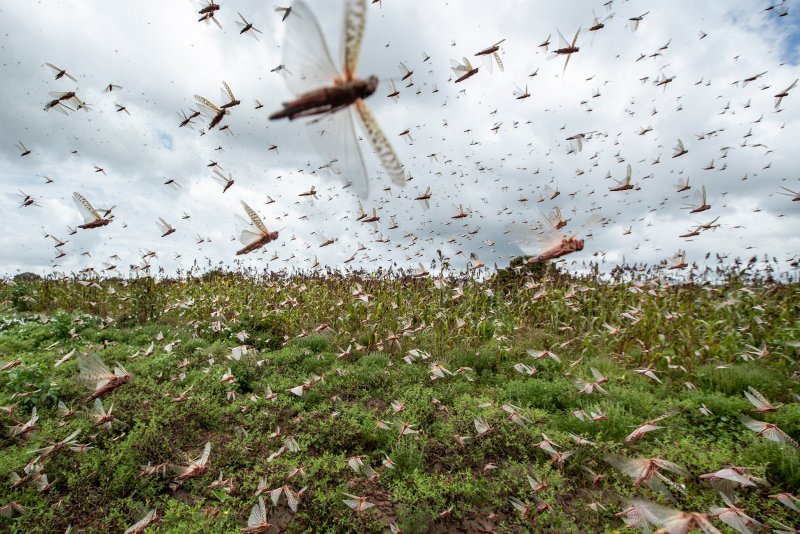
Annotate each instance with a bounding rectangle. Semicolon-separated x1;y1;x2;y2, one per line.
0;0;799;279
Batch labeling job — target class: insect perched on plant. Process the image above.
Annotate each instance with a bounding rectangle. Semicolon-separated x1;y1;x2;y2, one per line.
236;201;279;255
269;0;405;199
73;192;113;230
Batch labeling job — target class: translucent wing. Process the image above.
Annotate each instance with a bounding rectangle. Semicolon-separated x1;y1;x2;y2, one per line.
241;201;268;234
222;81;235;101
198;442;211;466
73;192;101;223
281;0;340;96
194;95;221;115
248;497;267;527
341;0;367;79
567;214;605;240
507;218;563;256
285;487;300;512
77;353;113;385
355;100;406;188
308;107;369;198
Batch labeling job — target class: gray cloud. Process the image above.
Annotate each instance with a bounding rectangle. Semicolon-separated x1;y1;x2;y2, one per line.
1;0;798;278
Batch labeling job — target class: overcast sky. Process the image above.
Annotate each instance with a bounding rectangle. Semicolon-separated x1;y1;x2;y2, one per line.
1;0;798;278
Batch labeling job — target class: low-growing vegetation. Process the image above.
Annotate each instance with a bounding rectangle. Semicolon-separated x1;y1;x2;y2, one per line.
0;264;798;532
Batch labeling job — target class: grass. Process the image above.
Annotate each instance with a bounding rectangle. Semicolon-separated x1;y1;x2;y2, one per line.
0;264;798;532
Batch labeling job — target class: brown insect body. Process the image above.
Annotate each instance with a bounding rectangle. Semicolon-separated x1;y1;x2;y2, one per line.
79;218;112;230
86;374;130;402
528;237;584;264
269;77;378;120
236;232;278;255
455;69;478;83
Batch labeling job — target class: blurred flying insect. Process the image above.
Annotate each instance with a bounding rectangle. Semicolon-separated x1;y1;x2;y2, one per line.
16;141;31;156
212;169;235;192
220;81;241;109
778;186;800;201
668;250;687;270
194;94;228;129
194;0;222;28
414;186;431;209
546;206;568;230
686;185;711;213
386;80;400;100
474;39;505;72
236;201;279;255
538;34;551;51
451;57;479;82
552;28;581;74
672;138;688;158
156;218;176;237
269;0;406;199
398;61;413;81
235;12;263;39
514;85;530;100
73;192;113;230
275;6;292;21
609;164;635;191
675;176;691;192
739;416;799;447
511;212;603;264
710;493;764;534
588;9;612;33
628;11;650;32
76;353;131;401
177;109;200;128
45;62;77;82
606;454;691;499
774;78;797;109
631;499;720;533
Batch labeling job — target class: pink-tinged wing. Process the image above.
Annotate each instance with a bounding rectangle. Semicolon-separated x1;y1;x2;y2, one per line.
308;107;369;198
341;0;367;79
241;201;268;234
281;0;340;96
355;100;406;188
73;192;101;223
739;415;767;433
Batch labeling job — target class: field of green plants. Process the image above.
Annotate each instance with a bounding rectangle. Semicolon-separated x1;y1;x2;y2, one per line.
1;263;799;533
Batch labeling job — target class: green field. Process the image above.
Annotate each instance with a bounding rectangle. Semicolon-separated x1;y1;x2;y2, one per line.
1;265;799;533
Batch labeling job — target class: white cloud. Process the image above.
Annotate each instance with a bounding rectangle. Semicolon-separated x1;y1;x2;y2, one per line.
0;0;798;278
